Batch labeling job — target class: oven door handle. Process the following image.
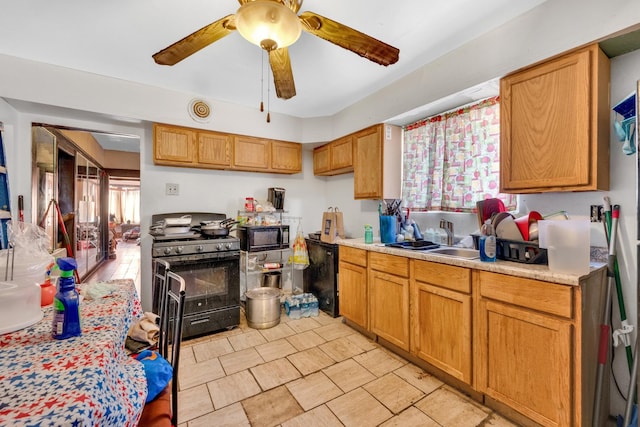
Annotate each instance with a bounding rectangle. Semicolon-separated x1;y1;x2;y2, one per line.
189;316;210;325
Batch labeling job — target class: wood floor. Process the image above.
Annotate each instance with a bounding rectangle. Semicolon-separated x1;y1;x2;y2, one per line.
85;239;140;290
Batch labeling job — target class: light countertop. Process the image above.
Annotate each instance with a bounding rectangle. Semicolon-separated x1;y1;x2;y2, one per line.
338;238;606;286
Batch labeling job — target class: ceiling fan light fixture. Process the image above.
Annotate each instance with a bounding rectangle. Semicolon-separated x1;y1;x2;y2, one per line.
236;1;301;51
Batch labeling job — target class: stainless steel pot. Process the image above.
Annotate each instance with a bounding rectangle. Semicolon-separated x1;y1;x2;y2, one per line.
261;271;281;288
245;287;281;329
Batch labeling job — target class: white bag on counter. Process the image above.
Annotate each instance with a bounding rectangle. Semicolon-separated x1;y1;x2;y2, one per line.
0;221;54;286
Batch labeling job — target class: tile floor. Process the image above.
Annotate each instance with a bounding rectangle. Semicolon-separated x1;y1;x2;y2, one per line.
90;240;619;427
89;241;514;426
176;311;518;427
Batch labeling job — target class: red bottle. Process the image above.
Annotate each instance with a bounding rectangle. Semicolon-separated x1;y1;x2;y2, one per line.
40;281;55;306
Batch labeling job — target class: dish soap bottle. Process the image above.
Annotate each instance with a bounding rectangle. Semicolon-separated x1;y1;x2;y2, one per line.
52;257;82;340
479;220;497;262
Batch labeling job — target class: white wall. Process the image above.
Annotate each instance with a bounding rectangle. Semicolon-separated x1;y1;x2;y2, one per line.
138;140;328;309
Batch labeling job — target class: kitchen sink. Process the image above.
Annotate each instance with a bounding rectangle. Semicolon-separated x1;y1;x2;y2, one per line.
426;247;480;259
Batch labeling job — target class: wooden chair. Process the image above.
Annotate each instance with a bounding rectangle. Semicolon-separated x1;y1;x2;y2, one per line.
138;270;186;427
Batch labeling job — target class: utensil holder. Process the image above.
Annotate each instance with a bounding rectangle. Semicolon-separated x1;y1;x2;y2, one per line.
379;215;397;244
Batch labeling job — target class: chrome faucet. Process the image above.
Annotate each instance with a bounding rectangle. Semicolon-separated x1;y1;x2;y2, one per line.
439;219;454;246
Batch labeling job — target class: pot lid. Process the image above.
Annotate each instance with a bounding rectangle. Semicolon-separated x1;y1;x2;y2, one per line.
245;287;281;299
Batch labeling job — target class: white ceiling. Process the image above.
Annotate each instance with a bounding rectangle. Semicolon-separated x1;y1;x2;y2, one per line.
0;0;546;123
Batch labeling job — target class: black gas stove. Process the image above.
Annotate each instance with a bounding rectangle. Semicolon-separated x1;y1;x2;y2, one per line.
150;212;240;338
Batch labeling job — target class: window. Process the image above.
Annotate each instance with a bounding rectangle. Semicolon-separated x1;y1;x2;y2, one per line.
402;96;516;212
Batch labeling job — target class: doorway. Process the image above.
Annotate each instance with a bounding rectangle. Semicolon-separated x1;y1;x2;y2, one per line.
108;175;140;252
31;124;140;282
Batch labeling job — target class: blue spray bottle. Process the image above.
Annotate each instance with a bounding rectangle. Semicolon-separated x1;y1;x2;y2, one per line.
52;257;82;339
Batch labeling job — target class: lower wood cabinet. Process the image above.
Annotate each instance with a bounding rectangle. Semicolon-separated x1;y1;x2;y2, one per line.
368;252;410;351
338;246;368;329
475;270;607;427
411;260;472;384
337;244;607;427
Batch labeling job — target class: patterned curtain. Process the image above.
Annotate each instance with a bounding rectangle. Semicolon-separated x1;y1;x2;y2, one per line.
402;96;517;212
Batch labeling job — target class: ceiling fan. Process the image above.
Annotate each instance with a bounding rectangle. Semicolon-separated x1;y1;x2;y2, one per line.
152;0;400;100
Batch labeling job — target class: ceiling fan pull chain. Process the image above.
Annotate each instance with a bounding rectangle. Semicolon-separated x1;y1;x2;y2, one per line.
260;50;264;112
267;60;271;123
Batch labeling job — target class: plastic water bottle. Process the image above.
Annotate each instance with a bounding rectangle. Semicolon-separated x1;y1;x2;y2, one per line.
309;295;319;317
285;296;301;319
301;295;310;318
479;220;497;262
364;224;373;244
52;257;82;339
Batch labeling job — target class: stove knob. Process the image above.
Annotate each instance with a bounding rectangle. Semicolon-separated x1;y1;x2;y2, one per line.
225;243;232;249
163;247;172;255
195;245;204;252
216;243;223;250
176;246;184;254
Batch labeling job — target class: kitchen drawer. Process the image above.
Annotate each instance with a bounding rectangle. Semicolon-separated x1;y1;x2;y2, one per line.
478;271;573;319
369;252;409;278
413;260;471;293
340;246;367;267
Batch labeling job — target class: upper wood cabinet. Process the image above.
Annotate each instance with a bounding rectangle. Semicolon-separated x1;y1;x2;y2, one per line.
232;136;270;171
152;123;301;174
198;131;231;168
313;135;354;176
313;144;330;175
354;124;402;199
500;44;610;193
153;124;196;166
330;136;354;171
271;140;302;173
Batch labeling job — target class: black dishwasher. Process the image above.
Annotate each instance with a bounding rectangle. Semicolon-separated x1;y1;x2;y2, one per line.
303;237;339;317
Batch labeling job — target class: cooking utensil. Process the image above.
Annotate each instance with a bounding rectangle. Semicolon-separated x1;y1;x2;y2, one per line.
201;218;236;229
163;226;192;235
261;271;281;288
195;218;238;237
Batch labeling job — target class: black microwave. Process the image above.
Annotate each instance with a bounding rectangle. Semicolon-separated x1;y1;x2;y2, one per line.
238;225;290;252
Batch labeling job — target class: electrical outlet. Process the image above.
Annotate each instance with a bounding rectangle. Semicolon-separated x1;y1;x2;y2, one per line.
166;183;179;196
590;204;603;222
